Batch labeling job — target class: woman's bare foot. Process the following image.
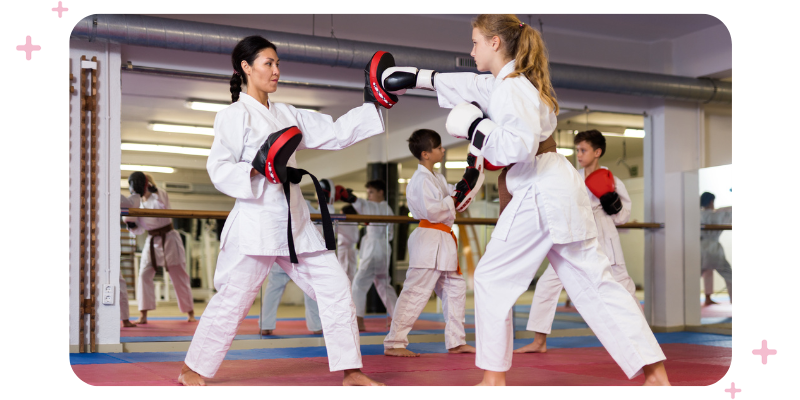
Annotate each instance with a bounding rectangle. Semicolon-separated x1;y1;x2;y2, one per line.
312;330;323;334
476;370;506;386
704;295;718;306
448;344;476;354
513;332;548;354
384;348;420;357
178;363;206;386
261;329;273;335
122;319;137;328
137;311;148;325
357;317;366;332
342;369;385;386
642;362;671;386
187;311;197;322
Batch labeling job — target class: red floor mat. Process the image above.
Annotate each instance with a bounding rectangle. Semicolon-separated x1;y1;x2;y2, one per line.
121;317;474;337
73;343;730;386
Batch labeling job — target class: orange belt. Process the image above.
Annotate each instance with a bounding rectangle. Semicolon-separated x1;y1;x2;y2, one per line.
419;219;461;275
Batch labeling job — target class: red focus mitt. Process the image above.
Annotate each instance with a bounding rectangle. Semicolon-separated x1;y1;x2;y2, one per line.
364;51;398;109
585;169;622;215
251;126;303;184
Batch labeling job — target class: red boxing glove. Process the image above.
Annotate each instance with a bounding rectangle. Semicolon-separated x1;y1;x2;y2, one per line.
334;185;356;203
585;169;622;215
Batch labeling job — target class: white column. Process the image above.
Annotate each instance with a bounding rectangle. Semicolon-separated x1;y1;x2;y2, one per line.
643;100;703;330
69;40;122;352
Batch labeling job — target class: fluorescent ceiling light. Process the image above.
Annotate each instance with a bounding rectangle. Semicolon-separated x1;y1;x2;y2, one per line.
398;178;407;183
149;123;215;136
122;143;211;156
121;164;175;173
186;100;228;112
433;161;470;169
557;148;574;156
297;108;319;113
624;129;646;138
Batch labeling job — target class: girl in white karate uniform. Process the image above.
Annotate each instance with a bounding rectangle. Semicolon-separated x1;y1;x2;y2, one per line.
383;14;669;385
178;36;384;386
383;129;474;356
516;129;642;354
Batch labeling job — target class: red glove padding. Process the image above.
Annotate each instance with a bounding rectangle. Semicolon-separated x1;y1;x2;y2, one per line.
585;169;622;215
334;185;356;203
364;51;398;109
585;169;616;198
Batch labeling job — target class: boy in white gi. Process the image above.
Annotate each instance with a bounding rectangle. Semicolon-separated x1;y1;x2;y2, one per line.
383;129;476;357
700;192;732;305
515;129;641;354
336;180;398;331
123;172;196;324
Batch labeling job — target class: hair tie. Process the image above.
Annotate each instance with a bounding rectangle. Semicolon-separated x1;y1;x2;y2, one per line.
233;70;240;76
519;22;525;28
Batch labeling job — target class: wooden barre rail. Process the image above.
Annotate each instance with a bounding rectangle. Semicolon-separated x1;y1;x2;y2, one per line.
119;209;726;229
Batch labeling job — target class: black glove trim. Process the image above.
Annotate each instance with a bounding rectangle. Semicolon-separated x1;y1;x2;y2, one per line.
599;191;622;215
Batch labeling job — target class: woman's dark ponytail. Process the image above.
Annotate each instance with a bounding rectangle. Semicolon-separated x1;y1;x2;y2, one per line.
230;35;277;103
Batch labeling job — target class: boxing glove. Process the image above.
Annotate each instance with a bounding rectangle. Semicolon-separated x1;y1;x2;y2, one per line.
335;185;357;203
585;169;622;215
382;67;437;94
364;51;398;109
251;126;304;184
126;221;138;230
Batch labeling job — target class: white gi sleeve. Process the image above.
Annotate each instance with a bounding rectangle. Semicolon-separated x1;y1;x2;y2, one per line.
206;108;266;199
292;103;385;151
351;198;374;215
479;87;544;167
420;178;456;224
434;72;495;110
611;176;632;225
120;193;140;209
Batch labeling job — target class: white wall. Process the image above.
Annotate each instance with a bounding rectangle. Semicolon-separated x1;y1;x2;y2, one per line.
70;40;122;350
705;113;733;168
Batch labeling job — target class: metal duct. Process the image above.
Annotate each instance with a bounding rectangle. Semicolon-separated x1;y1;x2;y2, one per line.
72;15;731;104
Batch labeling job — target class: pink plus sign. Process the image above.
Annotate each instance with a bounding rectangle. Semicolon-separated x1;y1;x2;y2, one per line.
52;2;68;18
16;36;41;61
752;339;777;364
725;382;741;399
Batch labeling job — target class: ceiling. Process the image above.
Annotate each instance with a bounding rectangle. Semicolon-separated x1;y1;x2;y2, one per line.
115;14;724;209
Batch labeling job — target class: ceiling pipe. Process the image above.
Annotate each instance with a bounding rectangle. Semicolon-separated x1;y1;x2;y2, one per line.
72;15;731;104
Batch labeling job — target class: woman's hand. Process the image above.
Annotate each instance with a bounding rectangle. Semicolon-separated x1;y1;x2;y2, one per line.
250;168;259;178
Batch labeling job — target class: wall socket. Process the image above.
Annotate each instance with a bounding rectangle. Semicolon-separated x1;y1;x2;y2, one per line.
102;284;116;305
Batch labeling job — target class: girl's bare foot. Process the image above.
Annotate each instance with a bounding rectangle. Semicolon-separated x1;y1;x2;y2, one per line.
448;344;476;354
476;370;505;386
513;332;548;353
137;311;148;325
312;330;323;334
178;363;206;386
384;348;420;357
357;317;366;332
122;319;137;328
342;369;385;386
187;311;197;322
261;329;273;335
642;362;671;386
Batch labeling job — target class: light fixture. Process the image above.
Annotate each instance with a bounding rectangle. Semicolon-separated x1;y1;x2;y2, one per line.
398;178;407;183
433;161;470;169
557;148;574;156
121;164;175;173
624;129;645;138
296;107;319;113
149;122;215;136
186;100;228;112
122;143;211;156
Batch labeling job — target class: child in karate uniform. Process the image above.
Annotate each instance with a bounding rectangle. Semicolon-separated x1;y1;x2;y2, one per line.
383;129;475;356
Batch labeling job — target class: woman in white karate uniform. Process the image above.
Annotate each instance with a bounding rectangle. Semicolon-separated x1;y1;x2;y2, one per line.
123;172;196;324
383;14;669;385
700;192;732;305
179;36;384;386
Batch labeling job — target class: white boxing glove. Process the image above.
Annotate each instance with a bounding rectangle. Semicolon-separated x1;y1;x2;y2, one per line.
445;102;498;143
382;67;437;94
